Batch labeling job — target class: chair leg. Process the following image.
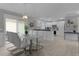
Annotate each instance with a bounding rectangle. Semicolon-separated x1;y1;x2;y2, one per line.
24;48;27;55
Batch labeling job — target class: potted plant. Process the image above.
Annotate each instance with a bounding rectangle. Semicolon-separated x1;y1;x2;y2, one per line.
25;25;28;35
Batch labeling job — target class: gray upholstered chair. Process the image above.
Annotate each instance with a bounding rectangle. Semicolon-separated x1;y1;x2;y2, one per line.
6;32;25;55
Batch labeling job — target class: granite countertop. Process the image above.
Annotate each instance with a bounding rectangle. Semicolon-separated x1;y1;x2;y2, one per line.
32;29;51;31
64;32;79;34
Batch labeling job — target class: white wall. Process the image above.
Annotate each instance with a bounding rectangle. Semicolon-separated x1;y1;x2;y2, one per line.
77;17;79;33
0;14;5;47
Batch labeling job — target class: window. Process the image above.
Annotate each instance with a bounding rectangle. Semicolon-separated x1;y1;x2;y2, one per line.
17;20;25;35
6;18;17;33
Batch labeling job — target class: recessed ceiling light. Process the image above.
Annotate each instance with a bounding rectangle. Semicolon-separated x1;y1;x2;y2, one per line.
59;18;64;20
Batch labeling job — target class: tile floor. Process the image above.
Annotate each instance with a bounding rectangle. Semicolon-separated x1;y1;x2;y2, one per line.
0;35;79;56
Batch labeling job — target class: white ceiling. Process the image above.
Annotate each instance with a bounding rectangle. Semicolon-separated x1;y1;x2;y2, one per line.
0;3;79;20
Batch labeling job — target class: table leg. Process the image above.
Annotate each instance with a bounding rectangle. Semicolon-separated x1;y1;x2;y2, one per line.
29;39;32;55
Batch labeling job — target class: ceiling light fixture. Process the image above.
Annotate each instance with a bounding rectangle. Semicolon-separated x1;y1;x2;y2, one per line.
22;3;28;20
22;16;28;19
